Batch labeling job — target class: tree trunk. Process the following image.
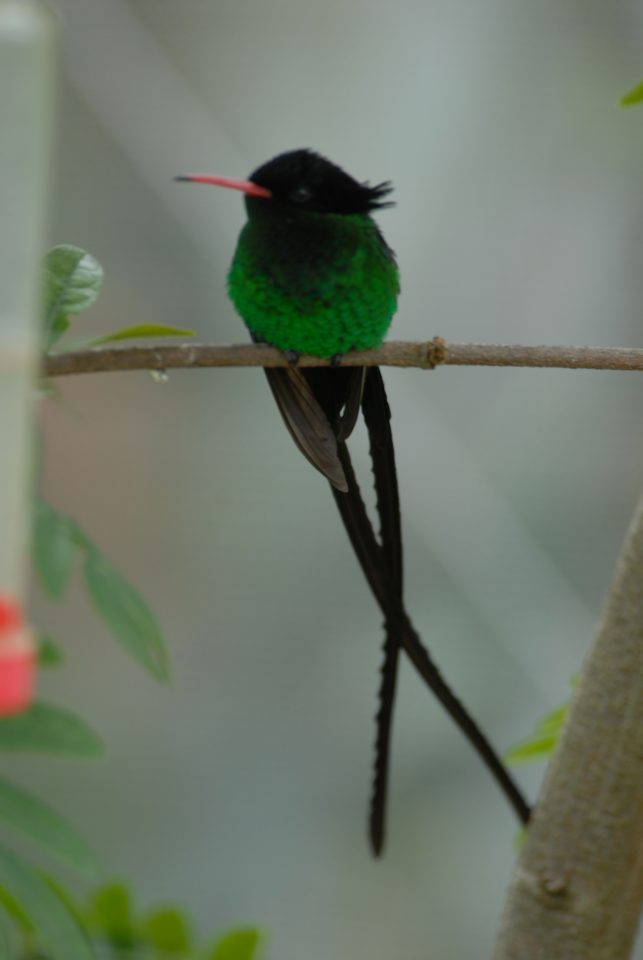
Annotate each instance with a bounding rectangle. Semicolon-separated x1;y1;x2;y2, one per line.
494;489;643;959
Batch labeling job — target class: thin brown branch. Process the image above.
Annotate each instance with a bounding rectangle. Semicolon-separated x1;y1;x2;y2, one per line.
42;339;643;377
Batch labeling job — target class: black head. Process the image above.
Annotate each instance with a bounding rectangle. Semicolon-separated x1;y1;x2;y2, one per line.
248;149;394;215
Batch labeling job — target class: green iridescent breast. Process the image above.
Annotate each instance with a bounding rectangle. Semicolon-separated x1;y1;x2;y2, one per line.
227;208;400;359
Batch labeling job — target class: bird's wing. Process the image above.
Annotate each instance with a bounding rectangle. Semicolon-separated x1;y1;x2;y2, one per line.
263;366;349;491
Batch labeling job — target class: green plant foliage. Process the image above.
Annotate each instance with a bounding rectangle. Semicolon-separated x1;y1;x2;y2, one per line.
85;323;195;347
9;877;263;959
141;906;193;954
31;245;259;960
83;546;170;682
0;776;98;877
513;826;527;853
621;79;643;106
41;243;193;354
0;846;94;960
37;635;64;668
0;907;12;960
83;882;261;960
33;500;76;600
0;885;34;936
209;928;262;960
87;882;137;951
42;246;103;350
0;702;103;757
38;244;173;684
506;702;569;764
33;499;170;682
43;876;90;936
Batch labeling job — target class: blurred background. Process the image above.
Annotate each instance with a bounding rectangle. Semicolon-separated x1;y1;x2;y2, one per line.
13;0;643;956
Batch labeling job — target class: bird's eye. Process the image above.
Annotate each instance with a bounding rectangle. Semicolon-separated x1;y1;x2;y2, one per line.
289;185;313;204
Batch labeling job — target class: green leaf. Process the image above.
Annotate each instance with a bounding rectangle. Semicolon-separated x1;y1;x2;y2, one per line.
37;634;64;668
0;702;103;757
506;679;577;765
32;500;77;600
209;928;262;960
87;882;137;949
42;246;103;349
0;776;98;877
533;704;567;737
34;502;170;682
0;884;33;934
85;323;195;347
0;845;94;960
46;312;71;350
505;704;568;764
43;876;89;934
83;547;169;682
621;79;643;107
513;826;527;853
505;733;560;764
141;906;192;954
0;903;13;960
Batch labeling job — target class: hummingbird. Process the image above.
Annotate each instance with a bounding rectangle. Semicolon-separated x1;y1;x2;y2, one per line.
176;149;530;854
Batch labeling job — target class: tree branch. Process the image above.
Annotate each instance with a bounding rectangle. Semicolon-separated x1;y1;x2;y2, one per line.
42;339;643;377
494;488;643;960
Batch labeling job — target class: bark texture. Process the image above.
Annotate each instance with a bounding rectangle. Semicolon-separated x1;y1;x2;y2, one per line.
495;490;643;959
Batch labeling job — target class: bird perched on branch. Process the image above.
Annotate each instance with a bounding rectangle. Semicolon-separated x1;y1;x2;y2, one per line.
177;149;529;853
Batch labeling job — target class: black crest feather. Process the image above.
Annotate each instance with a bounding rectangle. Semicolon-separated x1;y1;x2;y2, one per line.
249;149;395;215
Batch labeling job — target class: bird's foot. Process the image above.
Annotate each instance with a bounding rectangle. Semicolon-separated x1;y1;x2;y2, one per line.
283;349;300;366
330;353;344;368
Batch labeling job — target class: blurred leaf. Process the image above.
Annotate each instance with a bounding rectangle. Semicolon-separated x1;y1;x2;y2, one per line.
85;324;195;347
33;502;170;682
532;704;567;737
43;876;89;934
513;826;527;853
0;702;103;757
506;703;569;764
0;776;98;877
0;845;94;960
87;882;137;950
68;517;91;552
621;79;643;107
506;733;560;764
46;313;71;350
0;884;32;935
42;246;103;349
37;635;64;668
141;906;193;954
0;903;12;960
507;677;578;765
209;928;261;960
33;501;77;600
83;547;169;682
